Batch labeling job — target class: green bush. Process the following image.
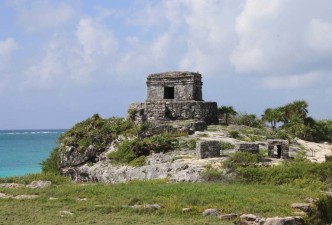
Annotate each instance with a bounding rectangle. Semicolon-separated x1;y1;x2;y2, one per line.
223;152;263;171
228;130;239;138
60;114;133;153
188;139;196;150
40;147;61;174
108;133;178;165
308;195;332;225
236;160;332;189
220;142;235;150
234;113;263;127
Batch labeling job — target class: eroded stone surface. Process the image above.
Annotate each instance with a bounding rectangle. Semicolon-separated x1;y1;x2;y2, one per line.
202;208;220;217
26;180;51;189
128;71;218;126
196;140;221;159
0;183;24;188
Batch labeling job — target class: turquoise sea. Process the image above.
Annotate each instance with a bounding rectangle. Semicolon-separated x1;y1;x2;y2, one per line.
0;130;65;177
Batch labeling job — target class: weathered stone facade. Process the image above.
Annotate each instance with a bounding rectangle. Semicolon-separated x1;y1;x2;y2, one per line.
128;71;218;125
196;140;221;159
236;143;260;154
267;139;289;159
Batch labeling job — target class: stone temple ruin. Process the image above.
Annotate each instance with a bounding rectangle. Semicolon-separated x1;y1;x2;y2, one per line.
128;71;218;126
267;139;289;159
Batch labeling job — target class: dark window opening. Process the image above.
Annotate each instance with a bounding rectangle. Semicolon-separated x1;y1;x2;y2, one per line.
164;87;174;99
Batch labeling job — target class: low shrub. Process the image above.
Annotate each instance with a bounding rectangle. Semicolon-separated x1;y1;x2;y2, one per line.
108;133;178;165
40;147;61;174
220;142;235;150
60;114;133;153
223;152;263;171
188;139;197;150
228;130;239;138
308;195;332;224
236;160;332;189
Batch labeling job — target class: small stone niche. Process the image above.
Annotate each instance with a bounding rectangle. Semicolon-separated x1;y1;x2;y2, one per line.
267;139;289;159
237;143;259;154
196;140;221;159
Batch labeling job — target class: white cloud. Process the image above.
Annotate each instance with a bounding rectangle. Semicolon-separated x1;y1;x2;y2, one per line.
76;18;118;57
8;0;75;32
262;71;324;89
230;0;332;93
307;19;332;54
0;38;18;58
22;16;119;89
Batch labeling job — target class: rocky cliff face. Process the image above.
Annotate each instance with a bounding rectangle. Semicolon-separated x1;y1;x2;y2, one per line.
60;148;225;183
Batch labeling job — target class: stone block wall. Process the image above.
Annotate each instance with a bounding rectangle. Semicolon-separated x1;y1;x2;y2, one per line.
196;140;221;159
128;101;218;125
237;143;260;154
267;139;289;159
147;71;202;101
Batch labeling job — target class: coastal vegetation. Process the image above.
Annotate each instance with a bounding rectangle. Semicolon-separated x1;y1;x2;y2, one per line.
219;100;332;142
2;99;332;224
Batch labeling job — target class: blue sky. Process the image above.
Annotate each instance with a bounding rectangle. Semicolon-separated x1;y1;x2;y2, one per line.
0;0;332;129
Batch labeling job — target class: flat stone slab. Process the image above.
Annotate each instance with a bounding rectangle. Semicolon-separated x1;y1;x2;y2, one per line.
0;183;24;188
291;203;311;212
26;180;51;189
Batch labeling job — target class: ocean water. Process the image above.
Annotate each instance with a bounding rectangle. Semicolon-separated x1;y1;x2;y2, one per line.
0;130;65;177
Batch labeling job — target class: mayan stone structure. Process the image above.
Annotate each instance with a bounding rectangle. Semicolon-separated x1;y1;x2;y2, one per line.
267;139;289;159
236;143;260;154
128;71;218;125
196;140;221;159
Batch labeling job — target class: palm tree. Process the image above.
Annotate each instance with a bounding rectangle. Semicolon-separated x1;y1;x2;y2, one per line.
280;100;308;124
218;106;237;125
262;108;282;130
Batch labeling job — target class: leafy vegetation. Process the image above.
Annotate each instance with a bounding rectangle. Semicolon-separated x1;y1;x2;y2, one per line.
220;142;235;150
222;152;264;172
217;105;237;125
40;147;61;174
221;100;332;142
234;113;263;127
108;134;179;165
235;160;332;190
59;114;133;152
228;130;239;138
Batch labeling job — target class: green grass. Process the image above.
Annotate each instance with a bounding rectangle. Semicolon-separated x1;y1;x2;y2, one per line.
0;179;321;225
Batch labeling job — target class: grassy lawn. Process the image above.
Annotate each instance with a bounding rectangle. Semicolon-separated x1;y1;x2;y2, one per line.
0;180;320;225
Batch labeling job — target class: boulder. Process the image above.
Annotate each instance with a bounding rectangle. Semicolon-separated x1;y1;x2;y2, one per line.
144;204;161;211
263;217;305;225
59;145;98;167
291;203;311;212
202;208;220;217
240;214;259;221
